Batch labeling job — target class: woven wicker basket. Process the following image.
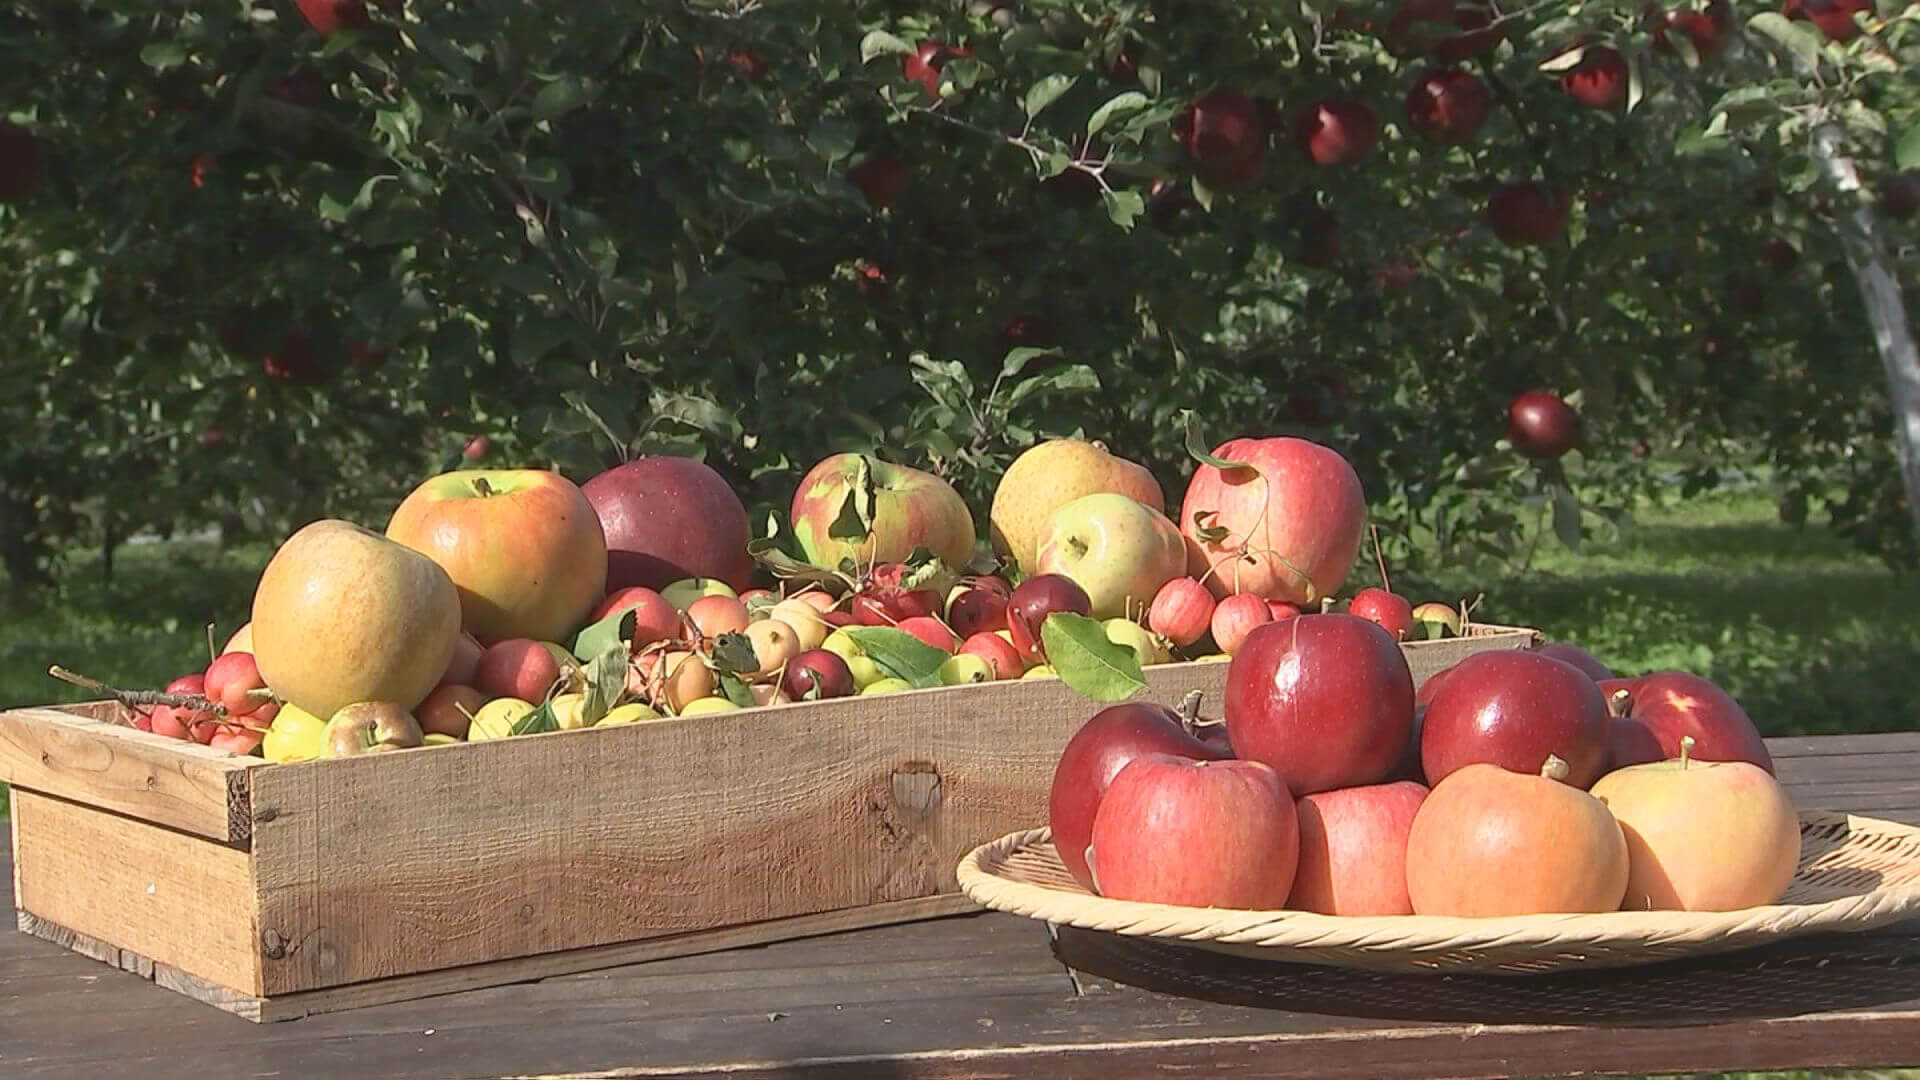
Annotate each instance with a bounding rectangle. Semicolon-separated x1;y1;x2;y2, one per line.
956;810;1920;976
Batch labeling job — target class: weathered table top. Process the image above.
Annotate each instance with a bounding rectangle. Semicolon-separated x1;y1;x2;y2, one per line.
7;731;1920;1080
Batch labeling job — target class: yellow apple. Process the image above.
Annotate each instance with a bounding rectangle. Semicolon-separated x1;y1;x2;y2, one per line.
680;696;742;715
550;692;591;731
938;653;994;685
597;702;663;726
468;697;536;741
1022;664;1057;680
662;576;738;610
1103;617;1173;665
989;438;1165;574
386;468;607;644
861;677;913;695
261;703;328;763
821;628;887;688
1035;493;1187;619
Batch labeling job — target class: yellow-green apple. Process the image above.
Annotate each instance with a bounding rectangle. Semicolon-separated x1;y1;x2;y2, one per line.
1148;577;1214;647
1410;601;1462;638
680;696;741;715
778;648;857;700
1181;436;1366;605
1088;754;1299;907
990;438;1165;572
1601;671;1773;773
1591;738;1800;911
549;692;591;730
1022;664;1056;679
588;587;682;647
473;638;570;702
417;683;484;739
1049;702;1231;891
790;453;976;570
821;629;887;689
939;653;994;685
220;622;254;655
1225;613;1415;795
662;576;737;610
861;677;912;695
467;696;535;740
582;456;754;592
959;631;1025;679
597;702;662;725
1407;756;1629;916
1287;781;1428;915
1420;650;1611;788
1103;617;1171;665
1034;493;1187;620
252;519;462;717
386;468;607;644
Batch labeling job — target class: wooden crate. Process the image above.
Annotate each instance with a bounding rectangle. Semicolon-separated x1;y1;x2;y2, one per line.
3;624;1539;1022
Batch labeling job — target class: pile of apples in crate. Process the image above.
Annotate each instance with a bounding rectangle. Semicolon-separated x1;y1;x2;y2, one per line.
132;431;1458;760
1049;626;1802;917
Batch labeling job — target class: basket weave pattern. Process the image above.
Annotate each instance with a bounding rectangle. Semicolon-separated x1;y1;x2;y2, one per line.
956;810;1920;975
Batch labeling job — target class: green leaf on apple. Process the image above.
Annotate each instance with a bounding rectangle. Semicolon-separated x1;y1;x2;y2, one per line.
747;534;850;588
578;640;629;728
512;701;561;737
1190;510;1230;545
716;671;757;709
839;627;950;689
1180;410;1256;477
1024;74;1077;119
1041;612;1147;703
709;631;760;678
572;606;638;663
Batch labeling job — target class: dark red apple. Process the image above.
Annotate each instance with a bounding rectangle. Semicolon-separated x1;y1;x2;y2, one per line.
1195;134;1269;191
779;649;856;701
1006;573;1092;664
0;121;46;203
1607;713;1667;770
1784;0;1873;41
1604;670;1773;773
1507;389;1581;458
1881;172;1920;220
1348;587;1414;641
260;331;334;385
1651;3;1734;58
1295;98;1379;166
847;154;910;210
1487;181;1570;247
1536;642;1615;682
947;579;1010;639
1420;650;1612;788
1287;780;1429;915
295;0;392;35
903;40;970;98
1179;89;1264;167
1560;46;1628;108
1404;68;1491;145
1225;613;1416;795
583;456;753;593
1049;703;1231;892
1087;754;1299;908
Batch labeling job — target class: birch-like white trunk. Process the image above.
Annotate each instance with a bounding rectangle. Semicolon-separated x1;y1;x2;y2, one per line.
1814;122;1920;541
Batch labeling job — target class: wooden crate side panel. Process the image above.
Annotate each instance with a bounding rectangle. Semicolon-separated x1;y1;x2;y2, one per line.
0;704;257;843
243;628;1534;996
10;789;264;996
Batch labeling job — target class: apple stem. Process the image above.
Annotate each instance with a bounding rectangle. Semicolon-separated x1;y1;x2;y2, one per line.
1370;523;1391;594
1540;754;1570;782
1320;596;1336;614
473;476;495;497
205;622;218;667
1608;688;1632;719
1176;689;1204;735
1679;734;1695;769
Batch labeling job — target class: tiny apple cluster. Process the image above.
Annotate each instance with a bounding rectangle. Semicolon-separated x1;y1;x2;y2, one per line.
1050;620;1801;918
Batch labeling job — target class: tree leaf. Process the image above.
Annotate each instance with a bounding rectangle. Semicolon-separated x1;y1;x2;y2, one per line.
1088;91;1150;137
1897;121;1920;171
1181;410;1256;476
140;43;187;71
1042;612;1147;702
1000;346;1055;379
1025;74;1077;119
1551;486;1584;551
1626;48;1646;115
840;627;950;689
532;75;591;121
1103;189;1144;231
572;605;638;663
860;31;915;63
1747;13;1823;71
747;536;851;586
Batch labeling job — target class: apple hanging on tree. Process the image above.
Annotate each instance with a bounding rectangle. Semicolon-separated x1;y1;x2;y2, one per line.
1559;46;1629;108
1486;182;1570;247
1403;68;1491;145
1507;390;1582;459
1295;99;1379;166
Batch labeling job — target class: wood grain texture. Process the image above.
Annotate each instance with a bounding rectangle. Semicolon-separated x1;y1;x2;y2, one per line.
239;628;1537;997
10;790;263;996
0;704;257;844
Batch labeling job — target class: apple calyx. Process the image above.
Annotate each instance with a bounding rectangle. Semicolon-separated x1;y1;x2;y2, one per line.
1540;753;1570;781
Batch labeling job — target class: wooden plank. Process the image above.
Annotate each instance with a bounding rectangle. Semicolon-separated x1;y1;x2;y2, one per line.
1776;753;1920;784
240;629;1535;998
1765;732;1920;759
0;704;256;844
10;790;264;996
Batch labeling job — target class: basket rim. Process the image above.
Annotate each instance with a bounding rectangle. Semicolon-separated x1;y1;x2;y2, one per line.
956;809;1920;958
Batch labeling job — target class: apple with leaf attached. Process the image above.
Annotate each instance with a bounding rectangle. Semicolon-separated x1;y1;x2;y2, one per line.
790;452;976;572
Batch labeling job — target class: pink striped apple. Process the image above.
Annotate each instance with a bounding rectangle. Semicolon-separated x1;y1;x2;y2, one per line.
790;453;975;570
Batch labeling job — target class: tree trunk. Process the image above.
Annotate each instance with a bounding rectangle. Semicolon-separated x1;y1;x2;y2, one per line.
1815;123;1920;543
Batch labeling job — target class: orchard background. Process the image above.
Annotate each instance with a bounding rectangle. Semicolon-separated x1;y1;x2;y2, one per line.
1;0;1917;732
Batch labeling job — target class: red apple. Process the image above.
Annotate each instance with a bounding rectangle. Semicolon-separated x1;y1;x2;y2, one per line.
686;594;750;640
1210;592;1273;656
204;652;268;716
1561;46;1628;108
1604;671;1773;773
1006;573;1092;664
1291;207;1341;268
1881;172;1920;220
1180;435;1367;606
1507;389;1582;458
1048;702;1231;891
417;684;486;739
1348;587;1414;641
1783;0;1873;41
1295;98;1378;166
779;648;857;700
439;631;484;688
1179;89;1265;167
1089;755;1300;908
947;578;1010;639
260;331;335;385
386;468;608;644
473;638;567;702
1287;780;1429;915
1650;3;1734;58
903;40;970;98
1195;133;1269;191
895;614;959;653
209;725;265;754
1226;613;1417;795
583;456;754;594
462;435;491;461
0;121;46;203
1487;182;1569;247
847;154;911;210
1269;600;1303;621
1404;68;1491;145
1148;577;1215;648
1420;650;1612;789
1536;642;1614;682
959;631;1025;679
295;0;372;36
587;587;682;646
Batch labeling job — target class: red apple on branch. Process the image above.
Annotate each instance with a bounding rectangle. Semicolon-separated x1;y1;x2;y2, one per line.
1049;703;1231;892
0;121;46;203
1404;69;1491;145
1560;46;1628;108
1087;754;1299;908
1487;182;1570;247
1507;390;1581;458
1294;98;1379;166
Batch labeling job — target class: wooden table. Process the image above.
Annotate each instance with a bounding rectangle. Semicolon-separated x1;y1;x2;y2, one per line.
7;732;1920;1079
